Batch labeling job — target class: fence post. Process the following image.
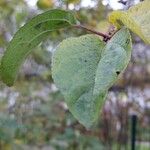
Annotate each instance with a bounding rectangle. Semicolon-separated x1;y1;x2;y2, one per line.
131;115;137;150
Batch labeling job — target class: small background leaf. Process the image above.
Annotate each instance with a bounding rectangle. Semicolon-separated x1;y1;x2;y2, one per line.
0;9;77;86
96;20;110;34
37;0;54;9
109;0;150;44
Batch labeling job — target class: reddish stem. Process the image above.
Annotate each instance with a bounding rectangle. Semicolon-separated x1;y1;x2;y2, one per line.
74;24;111;41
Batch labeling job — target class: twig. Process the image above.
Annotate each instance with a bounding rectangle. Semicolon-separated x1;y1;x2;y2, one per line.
73;24;111;41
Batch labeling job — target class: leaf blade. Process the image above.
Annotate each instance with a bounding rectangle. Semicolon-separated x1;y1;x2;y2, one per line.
52;27;132;128
109;1;150;44
0;9;77;86
52;34;106;127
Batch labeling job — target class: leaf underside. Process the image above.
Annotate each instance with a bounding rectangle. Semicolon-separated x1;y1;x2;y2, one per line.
52;27;132;128
109;0;150;44
0;9;77;86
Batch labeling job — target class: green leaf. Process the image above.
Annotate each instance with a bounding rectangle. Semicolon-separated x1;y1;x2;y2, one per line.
109;0;150;44
0;9;77;86
52;27;132;128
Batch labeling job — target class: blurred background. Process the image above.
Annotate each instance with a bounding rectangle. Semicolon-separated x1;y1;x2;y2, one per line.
0;0;150;150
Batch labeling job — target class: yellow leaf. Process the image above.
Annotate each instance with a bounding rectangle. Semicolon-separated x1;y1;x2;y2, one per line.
37;0;54;9
109;1;150;44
